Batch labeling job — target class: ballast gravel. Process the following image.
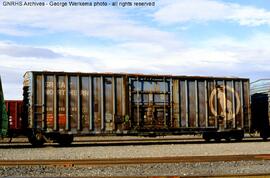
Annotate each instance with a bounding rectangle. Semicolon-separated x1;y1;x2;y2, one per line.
1;141;270;160
1;137;270;176
0;161;270;177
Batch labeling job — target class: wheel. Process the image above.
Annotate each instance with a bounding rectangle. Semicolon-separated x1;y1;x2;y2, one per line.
57;134;74;146
28;130;45;147
214;137;221;142
234;135;243;142
260;132;268;141
202;133;211;142
213;134;221;142
203;136;211;142
236;137;243;141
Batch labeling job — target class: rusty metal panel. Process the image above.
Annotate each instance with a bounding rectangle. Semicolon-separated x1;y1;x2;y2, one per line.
234;81;243;128
76;76;81;131
240;81;244;128
57;76;66;130
216;80;225;130
112;77;116;130
243;80;250;129
170;78;173;127
104;77;113;131
207;80;216;127
188;81;196;127
41;75;45;129
225;80;234;129
163;78;168;127
195;80;199;127
179;80;187;127
204;80;209;127
130;77;170;129
65;75;69;130
185;80;189;127
172;79;180;128
89;76;93;130
45;75;54;130
81;77;90;132
35;75;42;129
135;78;140;127
22;72;32;129
93;77;101;132
197;80;206;127
122;76;128;117
206;79;245;130
31;73;35;129
100;76;104;131
231;80;236;128
53;75;57;130
69;76;78;131
116;77;124;130
131;78;140;127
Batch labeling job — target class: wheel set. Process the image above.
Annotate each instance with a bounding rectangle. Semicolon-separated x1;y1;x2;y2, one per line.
28;130;74;146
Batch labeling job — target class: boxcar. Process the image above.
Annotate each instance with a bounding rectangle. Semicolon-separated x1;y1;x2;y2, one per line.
23;71;250;146
251;79;270;140
5;100;23;130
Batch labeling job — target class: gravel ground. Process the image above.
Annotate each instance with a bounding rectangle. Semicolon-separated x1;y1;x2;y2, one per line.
1;136;270;177
0;161;270;177
0;141;270;160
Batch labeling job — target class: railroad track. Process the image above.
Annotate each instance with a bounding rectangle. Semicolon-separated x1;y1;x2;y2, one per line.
0;135;263;145
74;136;263;144
1;154;270;167
0;137;204;147
1;155;270;177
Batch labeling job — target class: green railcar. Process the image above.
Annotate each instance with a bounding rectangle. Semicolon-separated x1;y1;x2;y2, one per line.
0;76;8;136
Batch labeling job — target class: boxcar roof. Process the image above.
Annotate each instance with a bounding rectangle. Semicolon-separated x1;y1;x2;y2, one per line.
24;71;249;81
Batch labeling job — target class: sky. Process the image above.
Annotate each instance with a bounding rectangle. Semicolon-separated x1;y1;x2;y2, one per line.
0;0;270;99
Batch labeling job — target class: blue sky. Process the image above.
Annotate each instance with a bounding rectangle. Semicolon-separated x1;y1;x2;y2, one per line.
1;0;270;99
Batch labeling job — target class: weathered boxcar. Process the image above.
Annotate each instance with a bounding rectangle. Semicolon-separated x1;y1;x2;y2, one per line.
251;79;270;140
0;76;8;137
23;71;250;145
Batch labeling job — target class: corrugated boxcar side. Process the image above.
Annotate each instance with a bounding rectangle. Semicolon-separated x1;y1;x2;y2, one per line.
24;71;250;135
5;100;23;130
24;72;127;134
129;77;250;132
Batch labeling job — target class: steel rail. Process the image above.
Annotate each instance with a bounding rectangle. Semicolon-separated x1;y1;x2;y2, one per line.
1;154;270;167
73;136;262;143
1;135;262;144
0;137;203;144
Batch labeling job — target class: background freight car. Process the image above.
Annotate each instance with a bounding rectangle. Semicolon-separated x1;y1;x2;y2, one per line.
0;76;8;137
5;100;23;130
23;71;250;146
251;79;270;140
